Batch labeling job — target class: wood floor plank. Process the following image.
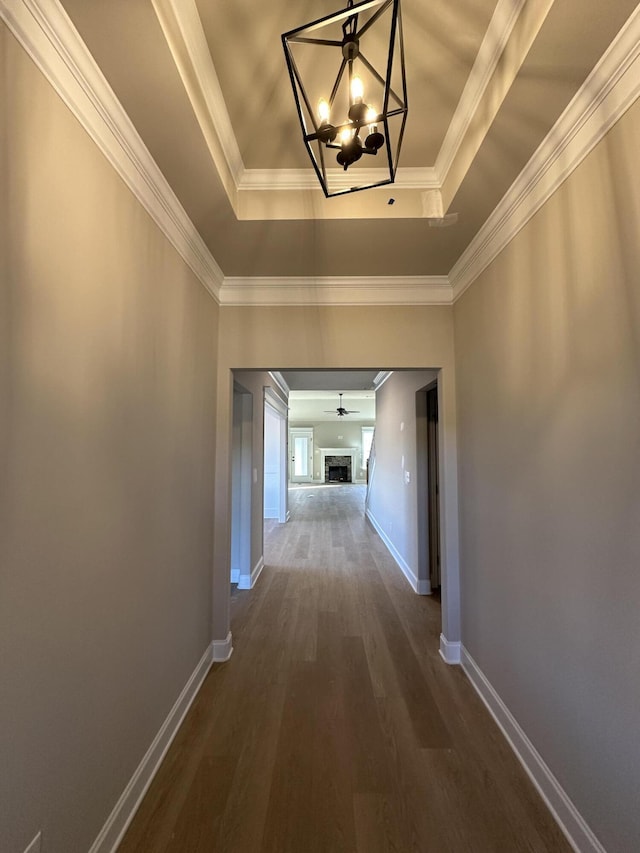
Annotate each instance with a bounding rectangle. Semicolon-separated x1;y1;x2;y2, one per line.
163;755;237;853
118;484;572;853
260;663;320;853
353;793;406;853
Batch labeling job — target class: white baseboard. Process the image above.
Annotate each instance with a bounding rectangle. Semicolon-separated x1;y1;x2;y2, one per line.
89;642;214;853
238;556;264;590
230;568;240;584
212;631;233;662
439;633;462;664
461;646;606;853
365;508;429;594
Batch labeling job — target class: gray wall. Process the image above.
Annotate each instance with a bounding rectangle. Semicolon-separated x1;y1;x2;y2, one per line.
366;371;437;588
290;420;375;482
454;98;640;851
1;24;218;853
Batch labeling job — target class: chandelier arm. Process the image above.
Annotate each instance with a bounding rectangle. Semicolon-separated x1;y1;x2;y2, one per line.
287;36;344;46
352;0;391;39
287;49;321;133
328;57;348;108
316;128;329;179
358;52;405;110
392;109;408;170
382;107;407;117
355;51;386;89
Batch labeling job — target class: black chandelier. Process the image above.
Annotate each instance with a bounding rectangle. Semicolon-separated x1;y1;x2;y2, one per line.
282;0;408;197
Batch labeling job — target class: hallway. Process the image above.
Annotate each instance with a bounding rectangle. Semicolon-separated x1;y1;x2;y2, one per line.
119;485;570;852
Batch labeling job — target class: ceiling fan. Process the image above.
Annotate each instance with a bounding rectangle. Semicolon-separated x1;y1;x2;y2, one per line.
325;393;360;417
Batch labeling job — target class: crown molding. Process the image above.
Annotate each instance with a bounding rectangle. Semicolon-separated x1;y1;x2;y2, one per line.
1;0;224;302
5;0;640;309
450;3;640;302
238;166;439;192
150;0;243;203
434;0;527;182
219;276;452;306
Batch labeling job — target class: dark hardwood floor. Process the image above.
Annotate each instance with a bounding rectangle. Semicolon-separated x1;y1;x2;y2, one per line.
119;484;571;852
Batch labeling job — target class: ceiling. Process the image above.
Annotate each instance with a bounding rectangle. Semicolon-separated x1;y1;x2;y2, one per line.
288;390;376;422
58;0;639;281
280;370;378;421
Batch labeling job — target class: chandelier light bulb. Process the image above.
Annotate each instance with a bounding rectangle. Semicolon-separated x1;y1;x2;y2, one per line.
339;126;354;144
318;98;330;123
365;106;378;124
351;75;364;103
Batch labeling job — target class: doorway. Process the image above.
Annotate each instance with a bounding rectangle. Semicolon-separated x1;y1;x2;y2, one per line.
416;381;441;592
231;383;252;587
264;387;288;523
289;427;314;483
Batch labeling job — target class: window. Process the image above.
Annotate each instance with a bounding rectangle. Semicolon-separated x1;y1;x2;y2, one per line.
361;426;374;463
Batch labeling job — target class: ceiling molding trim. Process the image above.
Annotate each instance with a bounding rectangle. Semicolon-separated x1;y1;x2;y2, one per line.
268;372;291;398
238;166;439;192
219;277;452;307
373;371;393;389
434;0;527;183
150;0;244;203
450;4;640;302
1;0;224;302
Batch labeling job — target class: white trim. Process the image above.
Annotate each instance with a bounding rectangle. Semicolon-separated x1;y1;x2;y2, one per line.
150;0;243;195
461;647;607;853
373;371;393;389
212;632;234;662
435;0;527;181
365;508;430;595
264;385;288;418
268;372;291;398
88;642;214;853
450;4;640;301
219;276;452;306
230;567;240;584
23;832;42;853
239;166;439;192
439;633;461;665
0;0;224;303
238;556;264;590
252;556;265;586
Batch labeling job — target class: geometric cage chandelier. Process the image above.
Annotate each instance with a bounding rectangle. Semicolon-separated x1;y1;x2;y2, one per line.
282;0;408;197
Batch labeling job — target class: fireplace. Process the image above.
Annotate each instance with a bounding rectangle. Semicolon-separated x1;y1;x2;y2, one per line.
328;465;348;482
324;455;352;483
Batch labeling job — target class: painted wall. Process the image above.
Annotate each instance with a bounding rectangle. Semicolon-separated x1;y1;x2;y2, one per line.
366;372;437;592
454;99;640;851
0;25;218;853
289;420;375;482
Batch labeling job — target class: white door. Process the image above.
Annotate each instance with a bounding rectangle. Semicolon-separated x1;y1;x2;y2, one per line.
264;388;289;523
289;428;314;483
